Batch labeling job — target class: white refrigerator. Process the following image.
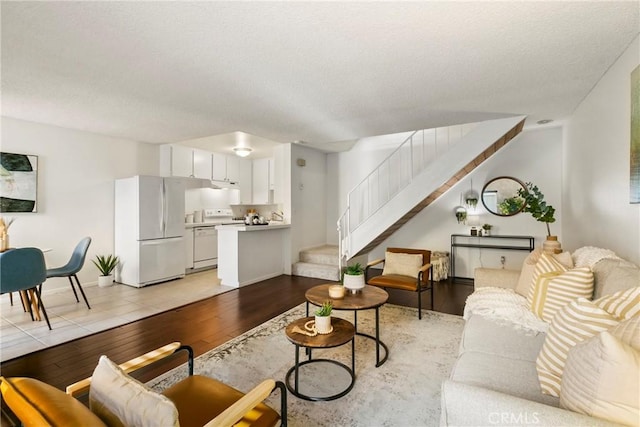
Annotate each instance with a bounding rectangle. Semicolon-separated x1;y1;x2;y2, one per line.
115;175;186;287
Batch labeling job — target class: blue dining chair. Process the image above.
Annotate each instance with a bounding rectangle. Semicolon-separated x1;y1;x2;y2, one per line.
44;237;92;309
0;247;51;330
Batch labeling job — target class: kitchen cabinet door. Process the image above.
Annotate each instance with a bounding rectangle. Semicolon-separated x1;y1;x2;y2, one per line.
211;152;227;181
252;158;270;204
239;158;252;203
226;155;240;183
268;157;275;190
171;145;193;178
193;149;212;179
185;228;194;270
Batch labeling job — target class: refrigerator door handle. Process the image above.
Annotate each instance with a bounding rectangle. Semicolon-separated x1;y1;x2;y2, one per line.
141;237;183;246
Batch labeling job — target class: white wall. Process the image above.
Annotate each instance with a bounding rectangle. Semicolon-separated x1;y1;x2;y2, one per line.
564;36;640;265
290;144;327;262
1;117;158;289
327;126;563;278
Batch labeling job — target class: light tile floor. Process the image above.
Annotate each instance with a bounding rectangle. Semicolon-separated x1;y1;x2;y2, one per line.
0;270;231;361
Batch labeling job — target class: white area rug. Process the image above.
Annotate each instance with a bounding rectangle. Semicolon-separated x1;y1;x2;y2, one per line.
149;303;464;427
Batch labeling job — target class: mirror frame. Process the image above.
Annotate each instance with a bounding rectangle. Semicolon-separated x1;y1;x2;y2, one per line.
481;176;527;217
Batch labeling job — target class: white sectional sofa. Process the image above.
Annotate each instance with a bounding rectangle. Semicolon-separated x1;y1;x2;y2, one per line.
440;249;640;426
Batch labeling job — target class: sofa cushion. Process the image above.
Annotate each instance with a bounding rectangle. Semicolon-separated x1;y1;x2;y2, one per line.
529;267;594;322
450;351;559;407
560;331;640;426
536;298;618;397
89;355;179;427
0;376;107;427
592;259;640;299
459;314;547;362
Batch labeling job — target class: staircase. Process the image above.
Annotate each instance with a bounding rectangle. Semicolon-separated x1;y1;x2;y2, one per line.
338;116;526;264
292;245;341;281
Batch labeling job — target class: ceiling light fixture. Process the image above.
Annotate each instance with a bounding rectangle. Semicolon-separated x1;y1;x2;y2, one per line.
536;119;553;125
233;147;252;157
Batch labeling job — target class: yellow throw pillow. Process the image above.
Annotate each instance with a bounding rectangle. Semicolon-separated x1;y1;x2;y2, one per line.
536;298;618;397
516;251;574;297
595;287;640;321
89;355;179;427
527;253;568;306
382;252;423;278
529;267;594;322
560;332;640;426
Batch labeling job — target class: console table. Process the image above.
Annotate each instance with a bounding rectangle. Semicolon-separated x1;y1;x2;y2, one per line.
450;234;534;279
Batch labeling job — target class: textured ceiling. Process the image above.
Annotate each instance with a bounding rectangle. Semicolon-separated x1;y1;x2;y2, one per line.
1;1;638;153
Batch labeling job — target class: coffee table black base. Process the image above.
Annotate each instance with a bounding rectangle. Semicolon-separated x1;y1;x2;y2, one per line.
285;358;355;401
355;331;389;367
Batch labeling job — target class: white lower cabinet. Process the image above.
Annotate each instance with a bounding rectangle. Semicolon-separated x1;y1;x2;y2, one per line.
185;228;194;271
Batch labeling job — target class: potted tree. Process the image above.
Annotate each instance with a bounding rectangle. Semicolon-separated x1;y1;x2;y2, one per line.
342;262;365;293
517;182;560;253
314;300;333;334
93;254;119;287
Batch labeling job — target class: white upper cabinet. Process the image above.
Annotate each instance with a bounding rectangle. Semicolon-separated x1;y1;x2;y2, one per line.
160;145;194;178
193;148;213;179
226;155;240;183
212;153;242;184
211;153;227;181
252;157;273;204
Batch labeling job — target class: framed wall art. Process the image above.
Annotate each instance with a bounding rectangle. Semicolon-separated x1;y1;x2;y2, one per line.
631;64;640;204
0;152;38;212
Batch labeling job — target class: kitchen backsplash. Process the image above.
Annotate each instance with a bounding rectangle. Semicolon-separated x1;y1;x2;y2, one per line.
185;188;240;214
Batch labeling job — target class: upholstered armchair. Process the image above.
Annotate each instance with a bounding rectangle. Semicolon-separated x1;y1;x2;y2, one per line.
1;342;287;427
366;248;433;319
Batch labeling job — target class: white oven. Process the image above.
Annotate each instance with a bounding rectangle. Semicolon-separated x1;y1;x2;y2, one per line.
193;226;218;269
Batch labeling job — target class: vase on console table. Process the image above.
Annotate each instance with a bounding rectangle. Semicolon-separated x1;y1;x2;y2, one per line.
543;235;562;254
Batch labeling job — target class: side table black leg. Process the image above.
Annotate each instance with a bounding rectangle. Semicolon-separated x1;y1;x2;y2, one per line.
375;306;380;366
294;344;300;393
351;337;355;373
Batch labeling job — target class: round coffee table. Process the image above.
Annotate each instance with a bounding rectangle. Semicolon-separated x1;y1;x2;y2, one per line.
306;284;389;367
285;317;356;401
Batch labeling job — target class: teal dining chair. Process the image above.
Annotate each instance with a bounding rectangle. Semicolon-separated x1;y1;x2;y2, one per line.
0;247;51;330
44;237;92;309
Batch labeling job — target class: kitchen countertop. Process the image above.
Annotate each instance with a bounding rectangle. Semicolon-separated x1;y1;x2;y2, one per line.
216;223;290;231
185;221;244;228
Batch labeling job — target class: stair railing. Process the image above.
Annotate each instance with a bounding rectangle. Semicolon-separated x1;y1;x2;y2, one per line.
337;123;476;265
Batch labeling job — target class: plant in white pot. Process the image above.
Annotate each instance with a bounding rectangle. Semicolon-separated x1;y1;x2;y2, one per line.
342;262;365;293
314;301;333;334
93;254;119;287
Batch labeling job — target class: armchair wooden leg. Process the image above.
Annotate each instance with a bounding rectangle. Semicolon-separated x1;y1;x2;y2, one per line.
418;290;422;320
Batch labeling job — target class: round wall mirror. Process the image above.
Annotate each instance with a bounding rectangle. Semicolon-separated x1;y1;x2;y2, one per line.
481;176;526;216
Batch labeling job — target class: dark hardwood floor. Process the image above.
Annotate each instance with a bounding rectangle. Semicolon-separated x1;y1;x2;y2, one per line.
1;274;471;422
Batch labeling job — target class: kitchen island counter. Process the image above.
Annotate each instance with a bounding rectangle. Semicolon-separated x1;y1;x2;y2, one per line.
216;223;290;287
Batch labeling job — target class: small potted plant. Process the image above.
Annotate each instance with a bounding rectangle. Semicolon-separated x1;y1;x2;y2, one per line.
342;262;365;293
93;254;119;287
314;300;333;334
482;224;493;236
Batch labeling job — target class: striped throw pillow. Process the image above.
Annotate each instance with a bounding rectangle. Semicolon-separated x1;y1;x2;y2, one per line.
529;267;594;322
536;298;618;396
527;253;568;306
595;287;640;321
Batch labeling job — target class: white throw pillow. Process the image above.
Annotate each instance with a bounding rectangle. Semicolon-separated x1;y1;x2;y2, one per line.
560;331;640;426
382;252;423;278
595;287;640;321
89;355;179;427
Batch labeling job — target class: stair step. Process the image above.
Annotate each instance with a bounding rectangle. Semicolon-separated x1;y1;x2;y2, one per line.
292;262;340;282
299;245;339;266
